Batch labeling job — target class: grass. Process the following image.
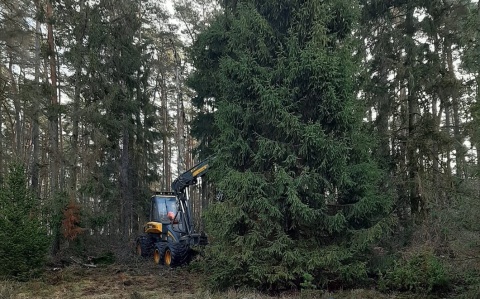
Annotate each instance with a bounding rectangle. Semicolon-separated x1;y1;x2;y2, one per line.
0;261;455;299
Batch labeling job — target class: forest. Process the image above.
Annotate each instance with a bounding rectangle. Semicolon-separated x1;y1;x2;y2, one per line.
1;0;480;298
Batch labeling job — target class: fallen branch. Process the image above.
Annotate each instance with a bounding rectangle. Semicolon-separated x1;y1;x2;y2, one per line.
70;256;97;268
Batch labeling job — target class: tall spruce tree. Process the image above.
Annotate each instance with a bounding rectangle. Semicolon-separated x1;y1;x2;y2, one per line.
190;0;393;291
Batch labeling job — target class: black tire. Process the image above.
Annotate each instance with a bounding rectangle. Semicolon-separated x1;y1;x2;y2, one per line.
164;242;190;268
153;242;168;265
136;235;154;257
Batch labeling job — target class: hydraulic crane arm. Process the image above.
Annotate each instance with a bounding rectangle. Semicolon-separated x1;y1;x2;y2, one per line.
170;157;212;236
171;157;212;200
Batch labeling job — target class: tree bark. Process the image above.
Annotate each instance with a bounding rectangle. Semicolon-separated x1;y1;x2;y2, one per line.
0;46;3;184
174;47;185;176
7;54;22;159
120;125;133;237
70;0;86;200
446;41;464;178
477;74;480;174
376;57;391;170
46;0;61;255
161;76;171;189
47;0;59;193
31;4;41;197
405;3;421;217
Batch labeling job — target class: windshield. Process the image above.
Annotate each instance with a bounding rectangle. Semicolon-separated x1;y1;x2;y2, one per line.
150;196;177;223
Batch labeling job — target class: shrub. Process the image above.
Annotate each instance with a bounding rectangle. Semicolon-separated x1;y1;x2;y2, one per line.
379;249;450;294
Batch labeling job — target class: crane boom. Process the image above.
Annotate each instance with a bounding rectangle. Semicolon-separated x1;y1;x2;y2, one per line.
171;157;212;199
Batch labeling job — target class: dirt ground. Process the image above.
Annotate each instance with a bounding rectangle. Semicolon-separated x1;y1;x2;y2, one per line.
1;261;202;299
0;261;433;299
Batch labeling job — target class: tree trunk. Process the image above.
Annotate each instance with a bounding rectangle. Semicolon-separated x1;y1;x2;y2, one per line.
397;86;409;221
56;51;65;190
431;32;442;204
446;41;464;178
175;62;185;176
47;0;59;193
31;7;41;197
71;71;80;196
7;54;22;159
477;0;480;178
172;42;185;176
134;78;145;233
477;74;480;174
120;124;133;237
161;76;171;189
0;47;3;184
46;0;61;255
376;60;391;170
405;3;421;217
70;0;86;200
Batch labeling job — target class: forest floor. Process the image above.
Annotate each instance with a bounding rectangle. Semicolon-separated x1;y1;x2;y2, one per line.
0;260;441;299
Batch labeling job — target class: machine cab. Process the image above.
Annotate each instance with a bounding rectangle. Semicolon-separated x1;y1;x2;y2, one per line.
150;193;178;224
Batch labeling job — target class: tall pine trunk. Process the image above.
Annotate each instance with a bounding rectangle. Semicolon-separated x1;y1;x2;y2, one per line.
376;60;391;169
7;54;22;159
405;3;421;216
0;47;3;184
161;76;171;189
70;0;86;200
446;41;464;178
31;3;41;197
174;47;185;175
47;0;59;193
120;124;133;237
46;0;61;255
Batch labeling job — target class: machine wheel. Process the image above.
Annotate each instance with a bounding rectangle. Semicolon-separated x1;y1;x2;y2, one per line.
136;235;154;257
153;242;168;264
164;242;190;268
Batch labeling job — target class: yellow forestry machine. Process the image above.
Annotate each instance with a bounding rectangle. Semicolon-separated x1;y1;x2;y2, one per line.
135;158;210;267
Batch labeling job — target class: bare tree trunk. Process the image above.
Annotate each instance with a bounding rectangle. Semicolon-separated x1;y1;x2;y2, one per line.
46;0;61;254
376;60;391;169
31;8;41;197
134;79;145;233
71;73;80;196
0;99;2;184
70;0;86;200
0;47;3;184
405;3;421;217
446;42;464;178
120;125;132;238
161;77;171;189
445;105;452;175
477;0;480;177
7;54;22;159
441;42;453;179
397;86;409;221
47;0;59;193
185;117;192;170
40;133;48;197
56;51;65;190
432;33;442;204
173;44;185;176
477;74;480;173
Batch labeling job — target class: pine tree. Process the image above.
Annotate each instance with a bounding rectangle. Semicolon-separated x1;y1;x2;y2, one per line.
190;0;393;291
